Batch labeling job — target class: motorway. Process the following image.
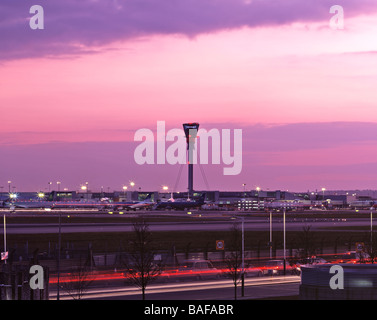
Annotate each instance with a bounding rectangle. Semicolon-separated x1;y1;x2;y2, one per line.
49;275;300;300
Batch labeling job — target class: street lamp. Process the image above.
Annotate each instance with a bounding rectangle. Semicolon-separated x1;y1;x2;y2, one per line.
269;210;273;259
57;211;61;300
3;212;7;265
283;208;286;275
321;187;326;200
256;187;261;211
371;206;375;251
7;181;11;193
241;216;245;297
57;181;61;192
85;182;89;194
80;185;87;200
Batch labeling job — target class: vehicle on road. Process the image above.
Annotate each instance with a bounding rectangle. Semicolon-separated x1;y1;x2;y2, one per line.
175;259;221;280
244;265;263;277
261;260;297;276
295;256;328;274
336;251;370;264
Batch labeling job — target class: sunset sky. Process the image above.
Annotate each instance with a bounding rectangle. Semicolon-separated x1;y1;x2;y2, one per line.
1;0;377;193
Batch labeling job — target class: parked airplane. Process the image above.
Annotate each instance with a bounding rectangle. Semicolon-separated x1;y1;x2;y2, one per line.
1;194;54;209
1;193;154;212
97;193;155;212
154;193;206;210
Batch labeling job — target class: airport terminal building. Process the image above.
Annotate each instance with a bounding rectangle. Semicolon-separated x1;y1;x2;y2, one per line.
1;188;370;211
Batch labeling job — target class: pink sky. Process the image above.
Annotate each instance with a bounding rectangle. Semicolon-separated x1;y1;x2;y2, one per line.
1;2;377;192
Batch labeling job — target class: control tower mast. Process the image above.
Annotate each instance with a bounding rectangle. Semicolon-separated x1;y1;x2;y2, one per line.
182;123;199;199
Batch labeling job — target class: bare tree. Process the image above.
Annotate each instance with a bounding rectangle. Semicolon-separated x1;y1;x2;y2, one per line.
291;225;318;265
60;264;94;300
124;219;163;300
224;222;243;300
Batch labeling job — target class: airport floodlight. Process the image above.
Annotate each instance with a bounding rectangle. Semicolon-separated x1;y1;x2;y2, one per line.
162;186;168;191
37;192;45;199
130;181;135;187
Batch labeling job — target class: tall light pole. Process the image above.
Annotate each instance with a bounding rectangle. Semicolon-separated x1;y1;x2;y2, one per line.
3;213;6;265
57;211;61;300
81;184;87;202
283;208;286;275
256;187;261;211
7;181;11;193
241;216;245;297
85;182;89;200
269;210;273;259
371;206;374;251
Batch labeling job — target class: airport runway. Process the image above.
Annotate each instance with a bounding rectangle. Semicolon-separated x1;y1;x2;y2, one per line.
0;213;372;234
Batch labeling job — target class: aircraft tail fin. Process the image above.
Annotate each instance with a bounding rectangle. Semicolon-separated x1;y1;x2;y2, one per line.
198;193;206;204
143;193;153;202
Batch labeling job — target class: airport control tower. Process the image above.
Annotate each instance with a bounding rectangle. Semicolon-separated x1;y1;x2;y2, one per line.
183;123;199;199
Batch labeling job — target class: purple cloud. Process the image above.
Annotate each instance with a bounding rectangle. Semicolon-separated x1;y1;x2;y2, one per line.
1;0;377;60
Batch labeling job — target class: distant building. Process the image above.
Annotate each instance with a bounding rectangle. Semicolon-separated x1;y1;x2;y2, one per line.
48;191;77;201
